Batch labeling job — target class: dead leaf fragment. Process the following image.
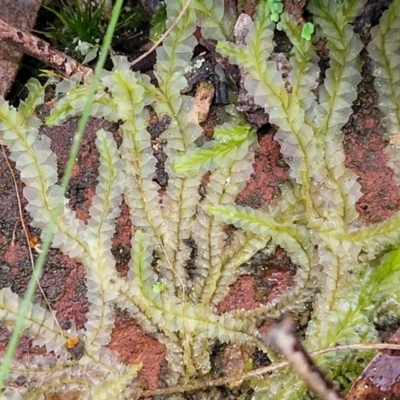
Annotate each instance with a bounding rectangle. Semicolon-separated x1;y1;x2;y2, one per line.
194;81;215;123
346;327;400;399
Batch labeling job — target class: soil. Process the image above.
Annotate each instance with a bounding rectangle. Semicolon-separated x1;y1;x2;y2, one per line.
1;0;400;399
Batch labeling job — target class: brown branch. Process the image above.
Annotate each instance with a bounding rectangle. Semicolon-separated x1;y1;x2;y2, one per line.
0;17;92;81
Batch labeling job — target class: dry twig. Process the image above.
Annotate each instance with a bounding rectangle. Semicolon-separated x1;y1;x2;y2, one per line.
264;317;344;400
0;17;92;81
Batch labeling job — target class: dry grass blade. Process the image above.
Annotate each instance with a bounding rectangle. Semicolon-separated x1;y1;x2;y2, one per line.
130;0;192;67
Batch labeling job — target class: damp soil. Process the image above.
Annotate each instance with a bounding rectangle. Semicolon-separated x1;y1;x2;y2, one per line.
1;0;400;399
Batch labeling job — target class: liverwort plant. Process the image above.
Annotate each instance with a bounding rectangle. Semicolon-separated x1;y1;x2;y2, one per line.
216;0;400;397
1;0;400;399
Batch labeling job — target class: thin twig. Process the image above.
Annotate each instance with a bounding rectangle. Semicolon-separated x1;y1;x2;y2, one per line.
0;17;92;82
138;342;400;398
130;0;192;68
1;145;64;341
264;317;344;400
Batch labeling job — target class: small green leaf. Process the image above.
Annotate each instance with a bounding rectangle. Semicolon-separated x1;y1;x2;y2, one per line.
301;22;314;41
268;0;283;22
152;281;167;293
245;358;253;371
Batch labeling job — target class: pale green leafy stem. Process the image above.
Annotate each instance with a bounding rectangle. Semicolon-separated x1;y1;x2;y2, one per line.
1;0;400;399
